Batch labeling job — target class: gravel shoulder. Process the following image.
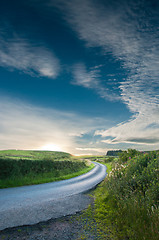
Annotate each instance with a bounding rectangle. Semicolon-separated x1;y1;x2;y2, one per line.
0;191;115;240
0;195;100;240
0;214;85;240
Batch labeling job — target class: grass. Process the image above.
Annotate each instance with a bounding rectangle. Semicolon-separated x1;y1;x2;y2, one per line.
2;149;158;239
73;161;117;240
0;163;94;188
0;149;71;160
0;150;95;188
77;150;159;240
76;155;119;163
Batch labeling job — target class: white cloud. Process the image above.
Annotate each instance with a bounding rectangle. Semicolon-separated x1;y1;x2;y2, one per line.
53;0;159;148
1;0;159;150
0;97;110;154
72;63;119;101
97;113;159;146
72;63;99;88
76;147;106;154
0;29;60;78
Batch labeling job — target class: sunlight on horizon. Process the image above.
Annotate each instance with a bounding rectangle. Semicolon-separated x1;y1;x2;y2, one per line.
40;143;63;152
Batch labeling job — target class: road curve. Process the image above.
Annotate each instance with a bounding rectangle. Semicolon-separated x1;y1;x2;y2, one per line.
0;162;107;230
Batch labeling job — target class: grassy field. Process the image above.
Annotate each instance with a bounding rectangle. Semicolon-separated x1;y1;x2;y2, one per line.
80;150;159;240
0;150;94;188
76;154;118;163
0;149;71;160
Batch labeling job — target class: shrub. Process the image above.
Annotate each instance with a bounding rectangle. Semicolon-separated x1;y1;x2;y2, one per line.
118;148;141;163
0;158;86;180
104;156;115;163
106;151;159;239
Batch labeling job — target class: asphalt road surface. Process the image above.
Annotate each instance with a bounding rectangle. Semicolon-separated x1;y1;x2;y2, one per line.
0;162;107;230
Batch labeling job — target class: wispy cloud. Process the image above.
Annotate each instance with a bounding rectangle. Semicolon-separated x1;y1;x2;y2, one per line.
72;63;119;101
76;147;106;154
96;112;159;146
0;96;110;154
52;0;159;148
72;63;99;88
2;0;159;150
0;27;60;78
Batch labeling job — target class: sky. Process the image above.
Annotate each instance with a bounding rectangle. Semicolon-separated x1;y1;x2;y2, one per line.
0;0;159;155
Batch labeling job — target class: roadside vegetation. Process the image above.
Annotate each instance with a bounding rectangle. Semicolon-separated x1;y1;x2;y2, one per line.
0;150;94;188
80;150;159;240
1;149;158;239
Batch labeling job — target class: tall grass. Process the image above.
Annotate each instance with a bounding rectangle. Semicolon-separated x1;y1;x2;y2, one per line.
87;150;159;240
106;150;159;239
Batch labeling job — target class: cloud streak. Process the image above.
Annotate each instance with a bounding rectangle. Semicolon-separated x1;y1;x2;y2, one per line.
52;0;159;147
72;63;119;101
96;112;159;146
72;63;99;88
0;27;60;78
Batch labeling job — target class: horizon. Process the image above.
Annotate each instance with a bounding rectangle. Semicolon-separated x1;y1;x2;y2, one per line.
0;148;158;157
0;0;159;155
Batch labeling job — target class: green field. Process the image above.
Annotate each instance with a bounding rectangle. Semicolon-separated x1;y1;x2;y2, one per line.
0;150;94;188
0;149;71;160
76;154;119;164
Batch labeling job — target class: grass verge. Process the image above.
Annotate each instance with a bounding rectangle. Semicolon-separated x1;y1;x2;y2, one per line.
78;150;159;240
0;163;94;188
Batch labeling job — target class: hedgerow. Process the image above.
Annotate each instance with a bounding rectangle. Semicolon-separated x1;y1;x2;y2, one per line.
0;158;86;179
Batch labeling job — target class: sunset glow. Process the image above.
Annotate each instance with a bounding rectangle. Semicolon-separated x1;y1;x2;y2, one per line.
40;144;63;152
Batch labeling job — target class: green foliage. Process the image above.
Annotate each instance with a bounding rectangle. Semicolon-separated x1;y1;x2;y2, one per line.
0;150;94;188
0;158;86;179
118;148;141;163
106;150;122;156
81;151;159;239
81;155;117;164
104;156;115;163
105;150;159;239
76;161;118;239
0;149;70;160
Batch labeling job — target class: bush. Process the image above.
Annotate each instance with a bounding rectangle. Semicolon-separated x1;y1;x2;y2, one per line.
118;148;141;163
106;151;159;239
104;156;115;163
0;158;86;180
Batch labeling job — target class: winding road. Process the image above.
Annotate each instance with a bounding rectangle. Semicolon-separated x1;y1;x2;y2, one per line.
0;162;107;230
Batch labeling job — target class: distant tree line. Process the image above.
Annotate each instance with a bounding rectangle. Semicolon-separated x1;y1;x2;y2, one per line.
106;149;159;157
106;150;123;156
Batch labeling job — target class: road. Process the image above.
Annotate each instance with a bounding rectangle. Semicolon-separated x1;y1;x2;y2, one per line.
0;162;107;230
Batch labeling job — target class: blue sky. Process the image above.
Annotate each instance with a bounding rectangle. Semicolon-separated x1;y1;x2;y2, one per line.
0;0;159;155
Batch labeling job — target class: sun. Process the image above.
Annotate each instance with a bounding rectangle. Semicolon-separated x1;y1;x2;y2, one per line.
41;143;62;152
